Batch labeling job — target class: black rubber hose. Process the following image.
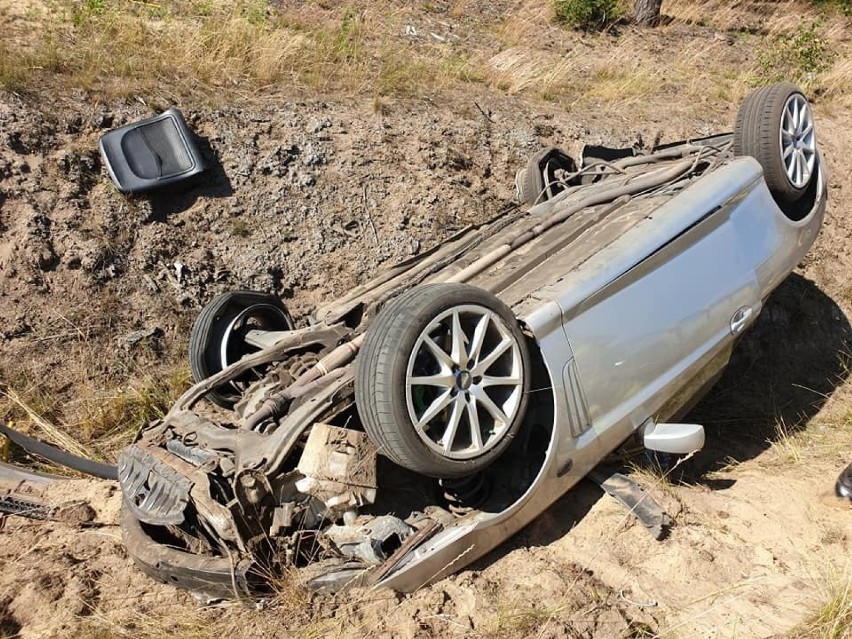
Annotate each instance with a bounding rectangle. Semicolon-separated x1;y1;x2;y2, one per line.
0;421;118;480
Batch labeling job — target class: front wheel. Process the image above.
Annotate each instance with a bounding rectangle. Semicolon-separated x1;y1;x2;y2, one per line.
189;290;294;408
355;283;531;479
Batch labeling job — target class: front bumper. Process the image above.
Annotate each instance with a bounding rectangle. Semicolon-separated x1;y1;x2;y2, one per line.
120;507;259;601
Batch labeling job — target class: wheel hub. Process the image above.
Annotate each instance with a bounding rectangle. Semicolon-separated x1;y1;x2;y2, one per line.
456;370;473;391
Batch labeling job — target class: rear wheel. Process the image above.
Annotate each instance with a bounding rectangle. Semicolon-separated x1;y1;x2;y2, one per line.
189;291;294;408
836;462;852;501
734;83;817;206
515;147;576;206
356;283;530;478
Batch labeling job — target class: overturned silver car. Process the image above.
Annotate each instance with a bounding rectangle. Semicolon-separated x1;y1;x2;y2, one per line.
118;83;827;599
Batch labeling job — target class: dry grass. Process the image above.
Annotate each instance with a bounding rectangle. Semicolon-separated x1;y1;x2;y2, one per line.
2;1;318;96
486;47;574;96
2;0;851;109
770;416;808;465
73;560;317;639
765;347;852;467
583;44;662;105
663;0;832;34
486;0;852;114
72;367;191;445
823;54;852;109
79;606;227;639
488;599;566;637
497;0;556;45
662;0;852;101
1;386;96;459
788;564;852;639
0;1;482;102
0;348;190;463
768;413;852;468
625;451;697;506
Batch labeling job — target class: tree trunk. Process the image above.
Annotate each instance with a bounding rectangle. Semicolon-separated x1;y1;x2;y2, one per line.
633;0;662;26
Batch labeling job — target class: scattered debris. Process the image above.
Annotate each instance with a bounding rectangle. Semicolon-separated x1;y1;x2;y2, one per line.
587;468;673;540
118;326;164;350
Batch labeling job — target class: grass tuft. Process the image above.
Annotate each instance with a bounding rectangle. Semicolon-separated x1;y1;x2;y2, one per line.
75;368;192;445
769;416;807;465
486;47;574;96
0;364;190;463
1;386;95;460
756;20;837;90
788;566;852;639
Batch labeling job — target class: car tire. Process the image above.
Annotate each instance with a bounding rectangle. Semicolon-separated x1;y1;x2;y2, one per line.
189;290;294;408
355;283;531;478
836;462;852;501
516;147;576;206
734;83;817;206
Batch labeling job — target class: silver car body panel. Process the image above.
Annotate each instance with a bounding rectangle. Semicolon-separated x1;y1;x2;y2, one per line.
378;155;827;591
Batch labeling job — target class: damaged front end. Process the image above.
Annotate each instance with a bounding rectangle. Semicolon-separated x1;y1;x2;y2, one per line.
117;324;446;599
116;206;563;600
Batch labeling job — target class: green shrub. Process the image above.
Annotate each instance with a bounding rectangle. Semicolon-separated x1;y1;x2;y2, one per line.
756;21;837;87
554;0;623;30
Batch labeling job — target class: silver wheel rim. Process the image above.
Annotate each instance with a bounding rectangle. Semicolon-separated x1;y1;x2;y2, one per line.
220;304;290;391
780;93;816;189
405;304;524;461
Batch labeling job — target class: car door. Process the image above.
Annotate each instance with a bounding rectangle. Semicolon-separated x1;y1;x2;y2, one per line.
557;161;763;448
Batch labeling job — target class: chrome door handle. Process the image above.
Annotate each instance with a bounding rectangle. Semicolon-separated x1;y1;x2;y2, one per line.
730;306;753;335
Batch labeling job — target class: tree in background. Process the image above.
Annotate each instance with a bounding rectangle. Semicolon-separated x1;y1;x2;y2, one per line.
633;0;662;25
554;0;665;29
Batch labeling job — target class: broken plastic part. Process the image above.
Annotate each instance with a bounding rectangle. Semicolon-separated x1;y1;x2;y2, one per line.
325;515;414;565
0;461;95;524
120;506;258;600
270;502;295;536
587;468;672;540
0;421;117;480
641;420;705;454
296;423;377;515
118;445;192;525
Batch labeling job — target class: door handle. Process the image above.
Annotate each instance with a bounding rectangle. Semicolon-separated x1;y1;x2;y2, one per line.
730;306;753;335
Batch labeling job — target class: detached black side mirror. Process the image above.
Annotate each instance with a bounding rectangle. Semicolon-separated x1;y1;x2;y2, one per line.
98;108;205;195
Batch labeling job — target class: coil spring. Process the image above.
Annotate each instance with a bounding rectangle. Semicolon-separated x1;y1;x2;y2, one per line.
439;474;490;516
